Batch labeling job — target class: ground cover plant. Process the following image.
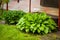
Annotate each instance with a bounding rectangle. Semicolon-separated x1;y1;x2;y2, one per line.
0;16;2;20
3;10;26;24
17;12;57;34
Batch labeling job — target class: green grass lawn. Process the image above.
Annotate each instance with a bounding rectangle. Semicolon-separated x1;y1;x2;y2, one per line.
0;24;59;40
0;24;40;40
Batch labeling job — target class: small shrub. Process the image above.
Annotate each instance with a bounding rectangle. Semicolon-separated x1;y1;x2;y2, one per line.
3;10;26;24
0;15;3;20
0;16;2;20
17;12;57;34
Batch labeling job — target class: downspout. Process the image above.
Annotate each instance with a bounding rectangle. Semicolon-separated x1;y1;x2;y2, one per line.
29;0;31;12
17;0;19;3
58;0;60;30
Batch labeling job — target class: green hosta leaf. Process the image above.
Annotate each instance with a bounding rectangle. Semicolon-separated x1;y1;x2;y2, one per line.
10;21;14;23
44;27;49;34
49;25;55;30
31;24;36;27
30;24;36;29
37;29;40;33
30;26;33;29
20;27;24;31
47;25;55;30
34;27;37;31
25;29;29;33
40;24;45;31
32;30;35;33
30;28;33;31
48;19;57;26
25;26;29;29
43;21;48;24
21;22;25;25
18;18;24;23
30;22;34;24
37;24;40;27
25;21;30;26
39;20;42;23
40;26;44;31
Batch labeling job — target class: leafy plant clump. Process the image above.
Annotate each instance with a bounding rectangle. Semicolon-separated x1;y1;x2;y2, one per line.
3;10;26;24
0;16;2;20
17;12;57;34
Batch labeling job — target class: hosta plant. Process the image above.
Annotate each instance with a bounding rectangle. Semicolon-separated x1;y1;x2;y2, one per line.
17;12;57;34
3;10;26;24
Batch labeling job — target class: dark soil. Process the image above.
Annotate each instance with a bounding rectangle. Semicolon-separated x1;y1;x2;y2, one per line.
40;31;60;40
